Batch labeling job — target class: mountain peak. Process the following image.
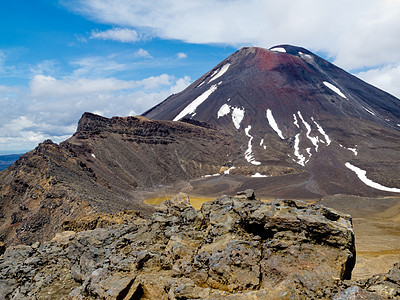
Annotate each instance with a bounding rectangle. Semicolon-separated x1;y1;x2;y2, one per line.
143;45;400;196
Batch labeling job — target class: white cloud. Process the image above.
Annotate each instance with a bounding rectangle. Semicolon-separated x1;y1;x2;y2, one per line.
29;75;135;98
66;0;400;70
0;73;191;152
75;34;88;43
29;60;59;76
135;48;152;58
70;56;128;78
0;85;19;93
90;28;140;43
356;63;400;99
177;52;187;59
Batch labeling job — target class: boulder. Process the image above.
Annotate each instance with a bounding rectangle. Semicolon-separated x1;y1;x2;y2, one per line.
357;263;400;299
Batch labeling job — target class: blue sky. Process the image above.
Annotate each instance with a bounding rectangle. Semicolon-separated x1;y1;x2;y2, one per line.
1;0;400;154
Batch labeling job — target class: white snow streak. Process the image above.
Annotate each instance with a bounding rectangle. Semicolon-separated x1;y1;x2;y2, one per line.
244;125;261;165
174;84;218;121
217;103;231;118
260;139;264;146
270;47;286;53
293;133;306;166
298;111;319;151
204;173;220;178
312;118;331;146
345;162;400;193
266;109;284;139
293;114;299;128
363;107;376;116
91;153;96;158
209;63;230;83
323;81;347;99
252;173;267;178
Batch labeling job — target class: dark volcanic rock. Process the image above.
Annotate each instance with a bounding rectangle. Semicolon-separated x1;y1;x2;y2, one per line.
0;194;358;299
143;45;400;197
0;114;236;245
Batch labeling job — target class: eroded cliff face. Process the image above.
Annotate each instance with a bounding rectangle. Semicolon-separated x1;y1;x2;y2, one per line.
0;113;238;245
0;192;359;299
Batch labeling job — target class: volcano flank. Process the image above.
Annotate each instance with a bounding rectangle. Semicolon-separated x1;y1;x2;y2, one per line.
144;45;400;197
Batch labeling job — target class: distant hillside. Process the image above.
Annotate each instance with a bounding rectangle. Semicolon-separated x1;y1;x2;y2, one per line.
0;154;23;171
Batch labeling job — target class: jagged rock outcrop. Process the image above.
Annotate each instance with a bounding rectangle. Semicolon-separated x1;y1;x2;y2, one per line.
0;113;238;246
356;263;400;299
0;192;359;299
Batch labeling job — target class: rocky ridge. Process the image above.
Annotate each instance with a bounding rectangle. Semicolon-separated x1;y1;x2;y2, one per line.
3;190;396;299
0;113;245;246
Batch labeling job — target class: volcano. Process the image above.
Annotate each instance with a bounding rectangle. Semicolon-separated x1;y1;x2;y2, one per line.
1;45;400;245
144;45;400;197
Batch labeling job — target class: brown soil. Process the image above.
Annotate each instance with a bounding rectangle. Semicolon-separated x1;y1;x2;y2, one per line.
317;195;400;280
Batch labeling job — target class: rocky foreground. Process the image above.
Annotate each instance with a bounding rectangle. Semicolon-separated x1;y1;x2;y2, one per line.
0;191;399;299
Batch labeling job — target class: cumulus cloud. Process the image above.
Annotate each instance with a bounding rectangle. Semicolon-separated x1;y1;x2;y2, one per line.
0;85;19;93
90;28;140;43
356;64;400;99
0;72;191;152
177;52;187;59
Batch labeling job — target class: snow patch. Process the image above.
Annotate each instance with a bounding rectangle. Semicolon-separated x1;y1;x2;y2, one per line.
293;114;299;128
299;52;312;60
347;147;358;156
232;107;245;130
298;111;319;151
397;124;400;127
260;139;264;146
266;109;284;139
363;107;376;116
312;118;331;146
293;133;306;166
244;125;261;165
217;103;245;130
345;162;400;193
217;103;231;118
252;173;267;178
224;166;236;175
209;63;230;83
174;84;218;121
91;153;96;158
204;173;220;178
323;81;347;99
270;47;286;53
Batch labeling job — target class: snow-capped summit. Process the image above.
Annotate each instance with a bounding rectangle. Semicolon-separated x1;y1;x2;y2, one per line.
144;45;400;196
